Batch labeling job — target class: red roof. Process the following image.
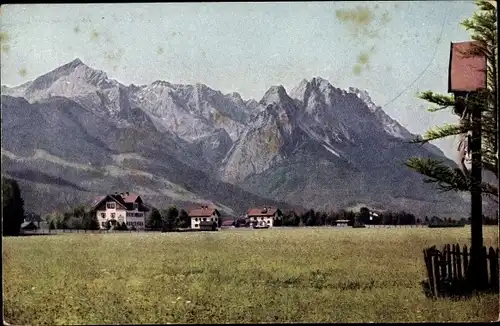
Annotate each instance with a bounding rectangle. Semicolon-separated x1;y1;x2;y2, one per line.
188;207;218;218
221;220;235;226
247;207;279;217
448;41;487;93
90;193;147;211
91;196;106;207
121;194;139;203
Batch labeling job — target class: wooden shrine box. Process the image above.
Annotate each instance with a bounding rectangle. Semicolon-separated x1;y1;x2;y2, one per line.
448;41;487;94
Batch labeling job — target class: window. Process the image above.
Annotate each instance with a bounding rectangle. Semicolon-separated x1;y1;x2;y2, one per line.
195;218;199;222
100;213;105;219
111;213;116;219
106;202;115;209
211;218;214;222
133;203;138;210
195;224;199;228
203;218;207;221
261;217;264;220
215;217;218;221
101;222;106;227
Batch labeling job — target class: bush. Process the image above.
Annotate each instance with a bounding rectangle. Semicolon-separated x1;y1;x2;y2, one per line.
2;177;25;236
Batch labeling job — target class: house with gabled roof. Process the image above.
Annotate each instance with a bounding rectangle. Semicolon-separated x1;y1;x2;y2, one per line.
188;205;220;229
246;207;282;228
91;192;150;229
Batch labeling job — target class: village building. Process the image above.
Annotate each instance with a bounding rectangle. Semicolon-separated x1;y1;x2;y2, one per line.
188;206;220;229
335;219;350;227
220;219;235;228
91;192;149;229
246;207;282;228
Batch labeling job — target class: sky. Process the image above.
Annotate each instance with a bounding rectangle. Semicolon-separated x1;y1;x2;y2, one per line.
0;1;477;159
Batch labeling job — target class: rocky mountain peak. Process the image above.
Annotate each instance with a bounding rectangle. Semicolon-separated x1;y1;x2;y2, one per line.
260;85;290;105
347;87;380;113
65;58;84;68
151;80;174;88
1;59;471;217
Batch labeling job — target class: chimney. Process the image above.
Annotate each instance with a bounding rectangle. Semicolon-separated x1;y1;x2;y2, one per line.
114;192;118;196
120;192;124;197
126;192;129;196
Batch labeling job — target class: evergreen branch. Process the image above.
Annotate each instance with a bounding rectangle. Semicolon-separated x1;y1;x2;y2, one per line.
405;158;470;192
418;91;455;109
405;157;497;197
410;123;469;143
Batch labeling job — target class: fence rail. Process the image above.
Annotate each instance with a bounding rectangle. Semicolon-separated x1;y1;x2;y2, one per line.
423;244;499;298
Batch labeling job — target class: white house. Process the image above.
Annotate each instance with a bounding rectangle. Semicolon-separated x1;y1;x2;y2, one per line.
188;206;220;229
246;207;282;228
91;192;149;229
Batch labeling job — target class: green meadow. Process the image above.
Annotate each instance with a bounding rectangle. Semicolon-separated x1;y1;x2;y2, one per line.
3;226;499;324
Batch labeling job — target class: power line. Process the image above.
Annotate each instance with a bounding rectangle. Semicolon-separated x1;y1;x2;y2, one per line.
381;14;448;108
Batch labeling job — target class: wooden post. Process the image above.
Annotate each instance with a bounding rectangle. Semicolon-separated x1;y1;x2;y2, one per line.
449;41;488;291
452;244;458;279
488;247;498;291
440;248;447;280
468;92;485;290
481;246;490;289
463;245;469;277
456;243;463;279
446;244;453;279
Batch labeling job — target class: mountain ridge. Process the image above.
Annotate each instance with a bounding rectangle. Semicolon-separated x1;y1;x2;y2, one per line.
1;58;471;217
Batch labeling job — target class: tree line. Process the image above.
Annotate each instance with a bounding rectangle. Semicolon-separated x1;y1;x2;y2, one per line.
233;207;498;227
3;175;497;235
145;206;192;231
42;205;193;231
44;205;100;230
269;207;420;227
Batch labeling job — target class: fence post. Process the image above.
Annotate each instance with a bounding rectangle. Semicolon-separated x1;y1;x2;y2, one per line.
456;243;463;279
424;248;439;298
433;252;441;297
446;244;452;278
488;247;498;292
463;245;469;281
452;244;458;279
439;247;446;280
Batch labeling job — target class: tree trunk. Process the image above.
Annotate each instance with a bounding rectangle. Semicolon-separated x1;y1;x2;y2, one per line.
467;93;486;290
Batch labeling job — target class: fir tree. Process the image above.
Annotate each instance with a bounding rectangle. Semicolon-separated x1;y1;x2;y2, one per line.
406;0;497;290
406;0;498;200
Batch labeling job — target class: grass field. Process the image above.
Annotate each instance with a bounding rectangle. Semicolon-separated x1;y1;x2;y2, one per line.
3;226;499;324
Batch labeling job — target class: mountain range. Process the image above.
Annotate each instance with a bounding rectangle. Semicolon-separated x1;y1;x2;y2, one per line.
1;58;471;217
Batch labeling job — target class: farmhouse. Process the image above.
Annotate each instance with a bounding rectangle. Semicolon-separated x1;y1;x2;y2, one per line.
246;207;282;228
91;192;149;230
188;206;220;229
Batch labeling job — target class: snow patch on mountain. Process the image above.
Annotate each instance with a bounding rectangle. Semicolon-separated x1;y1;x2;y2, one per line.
347;87;413;140
323;145;340;157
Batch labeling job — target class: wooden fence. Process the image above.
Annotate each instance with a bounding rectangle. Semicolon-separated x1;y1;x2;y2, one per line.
423;244;499;298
